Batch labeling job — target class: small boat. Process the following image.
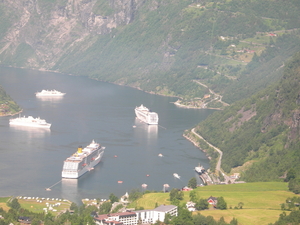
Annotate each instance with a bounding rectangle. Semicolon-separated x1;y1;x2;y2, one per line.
118;181;123;184
158;153;163;157
173;173;180;179
45;188;51;191
146;174;150;177
141;183;148;188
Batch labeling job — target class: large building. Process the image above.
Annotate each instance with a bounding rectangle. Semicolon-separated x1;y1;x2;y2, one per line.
94;205;178;225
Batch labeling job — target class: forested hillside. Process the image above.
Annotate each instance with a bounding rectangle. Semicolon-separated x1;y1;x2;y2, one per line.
0;85;21;116
0;0;300;108
192;51;300;181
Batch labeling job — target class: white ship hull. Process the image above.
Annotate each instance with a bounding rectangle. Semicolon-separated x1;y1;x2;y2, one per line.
62;152;103;179
62;141;104;179
36;89;66;97
135;104;159;125
9;116;51;128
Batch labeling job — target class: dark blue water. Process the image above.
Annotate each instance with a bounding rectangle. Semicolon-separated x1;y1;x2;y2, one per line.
0;67;214;204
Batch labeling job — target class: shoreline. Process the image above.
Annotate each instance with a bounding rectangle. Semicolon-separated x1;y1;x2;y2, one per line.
0;109;23;117
1;66;223;111
182;131;211;160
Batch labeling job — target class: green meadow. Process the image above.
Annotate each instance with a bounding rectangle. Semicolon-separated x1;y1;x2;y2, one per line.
0;182;296;224
132;182;296;225
0;197;72;215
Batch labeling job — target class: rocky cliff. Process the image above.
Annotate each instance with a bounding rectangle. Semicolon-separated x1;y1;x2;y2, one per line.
0;0;144;69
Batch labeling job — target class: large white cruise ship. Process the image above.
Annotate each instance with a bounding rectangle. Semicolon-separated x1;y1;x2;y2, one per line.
62;140;105;179
135;104;159;125
36;89;66;97
9;115;51;128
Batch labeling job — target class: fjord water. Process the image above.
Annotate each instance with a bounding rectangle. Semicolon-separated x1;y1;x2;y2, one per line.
0;67;213;204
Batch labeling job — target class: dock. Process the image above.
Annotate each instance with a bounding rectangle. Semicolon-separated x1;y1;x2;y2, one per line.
199;172;213;185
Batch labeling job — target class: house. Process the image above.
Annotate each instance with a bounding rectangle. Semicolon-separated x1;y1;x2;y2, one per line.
182;186;193;191
207;196;218;206
186;201;196;212
18;216;31;224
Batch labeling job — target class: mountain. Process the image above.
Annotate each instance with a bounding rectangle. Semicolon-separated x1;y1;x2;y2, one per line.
1;0;300;181
190;51;300;181
1;0;300;108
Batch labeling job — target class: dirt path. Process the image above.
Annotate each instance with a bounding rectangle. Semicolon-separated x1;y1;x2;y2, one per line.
193;80;230;107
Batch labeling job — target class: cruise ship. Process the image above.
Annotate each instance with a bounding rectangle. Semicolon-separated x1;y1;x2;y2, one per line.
9;115;51;128
135;104;159;125
36;89;66;97
62;140;105;179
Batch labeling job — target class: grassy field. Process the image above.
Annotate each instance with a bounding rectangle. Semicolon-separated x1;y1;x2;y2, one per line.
133;182;296;225
0;197;10;211
0;196;72;215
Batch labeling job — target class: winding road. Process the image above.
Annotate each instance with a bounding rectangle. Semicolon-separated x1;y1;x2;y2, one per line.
191;128;231;184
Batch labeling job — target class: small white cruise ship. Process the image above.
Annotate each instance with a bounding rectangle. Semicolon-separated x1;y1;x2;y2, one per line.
135;104;159;125
36;89;66;97
9;115;51;128
62;140;105;179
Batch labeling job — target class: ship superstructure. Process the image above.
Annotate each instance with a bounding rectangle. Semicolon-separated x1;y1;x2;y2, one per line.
135;104;159;125
36;89;66;97
9;115;51;128
195;163;206;175
62;140;105;179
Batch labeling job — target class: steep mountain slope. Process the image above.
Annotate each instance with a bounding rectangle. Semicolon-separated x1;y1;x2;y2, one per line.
0;85;21;116
191;52;300;181
1;0;300;106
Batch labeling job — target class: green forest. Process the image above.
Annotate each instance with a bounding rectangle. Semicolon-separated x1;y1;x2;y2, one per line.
0;85;21;116
191;51;300;182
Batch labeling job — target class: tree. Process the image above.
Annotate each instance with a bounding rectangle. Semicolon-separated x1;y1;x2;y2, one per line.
109;193;119;204
230;217;238;225
129;189;143;201
171;206;193;225
285;168;296;182
188;177;197;189
99;201;112;214
238;202;244;209
8;198;20;210
216;197;227;210
189;190;197;202
169;189;184;202
288;178;300;194
31;218;41;225
195;198;209;210
70;202;78;211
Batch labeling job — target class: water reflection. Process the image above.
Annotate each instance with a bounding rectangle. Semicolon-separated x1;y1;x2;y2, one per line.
133;118;158;145
61;179;78;203
36;96;64;102
9;125;50;139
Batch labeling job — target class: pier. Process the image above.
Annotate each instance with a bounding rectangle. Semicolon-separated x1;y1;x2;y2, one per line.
199;172;213;185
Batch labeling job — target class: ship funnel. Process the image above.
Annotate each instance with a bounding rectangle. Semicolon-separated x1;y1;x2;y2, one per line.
77;146;83;153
